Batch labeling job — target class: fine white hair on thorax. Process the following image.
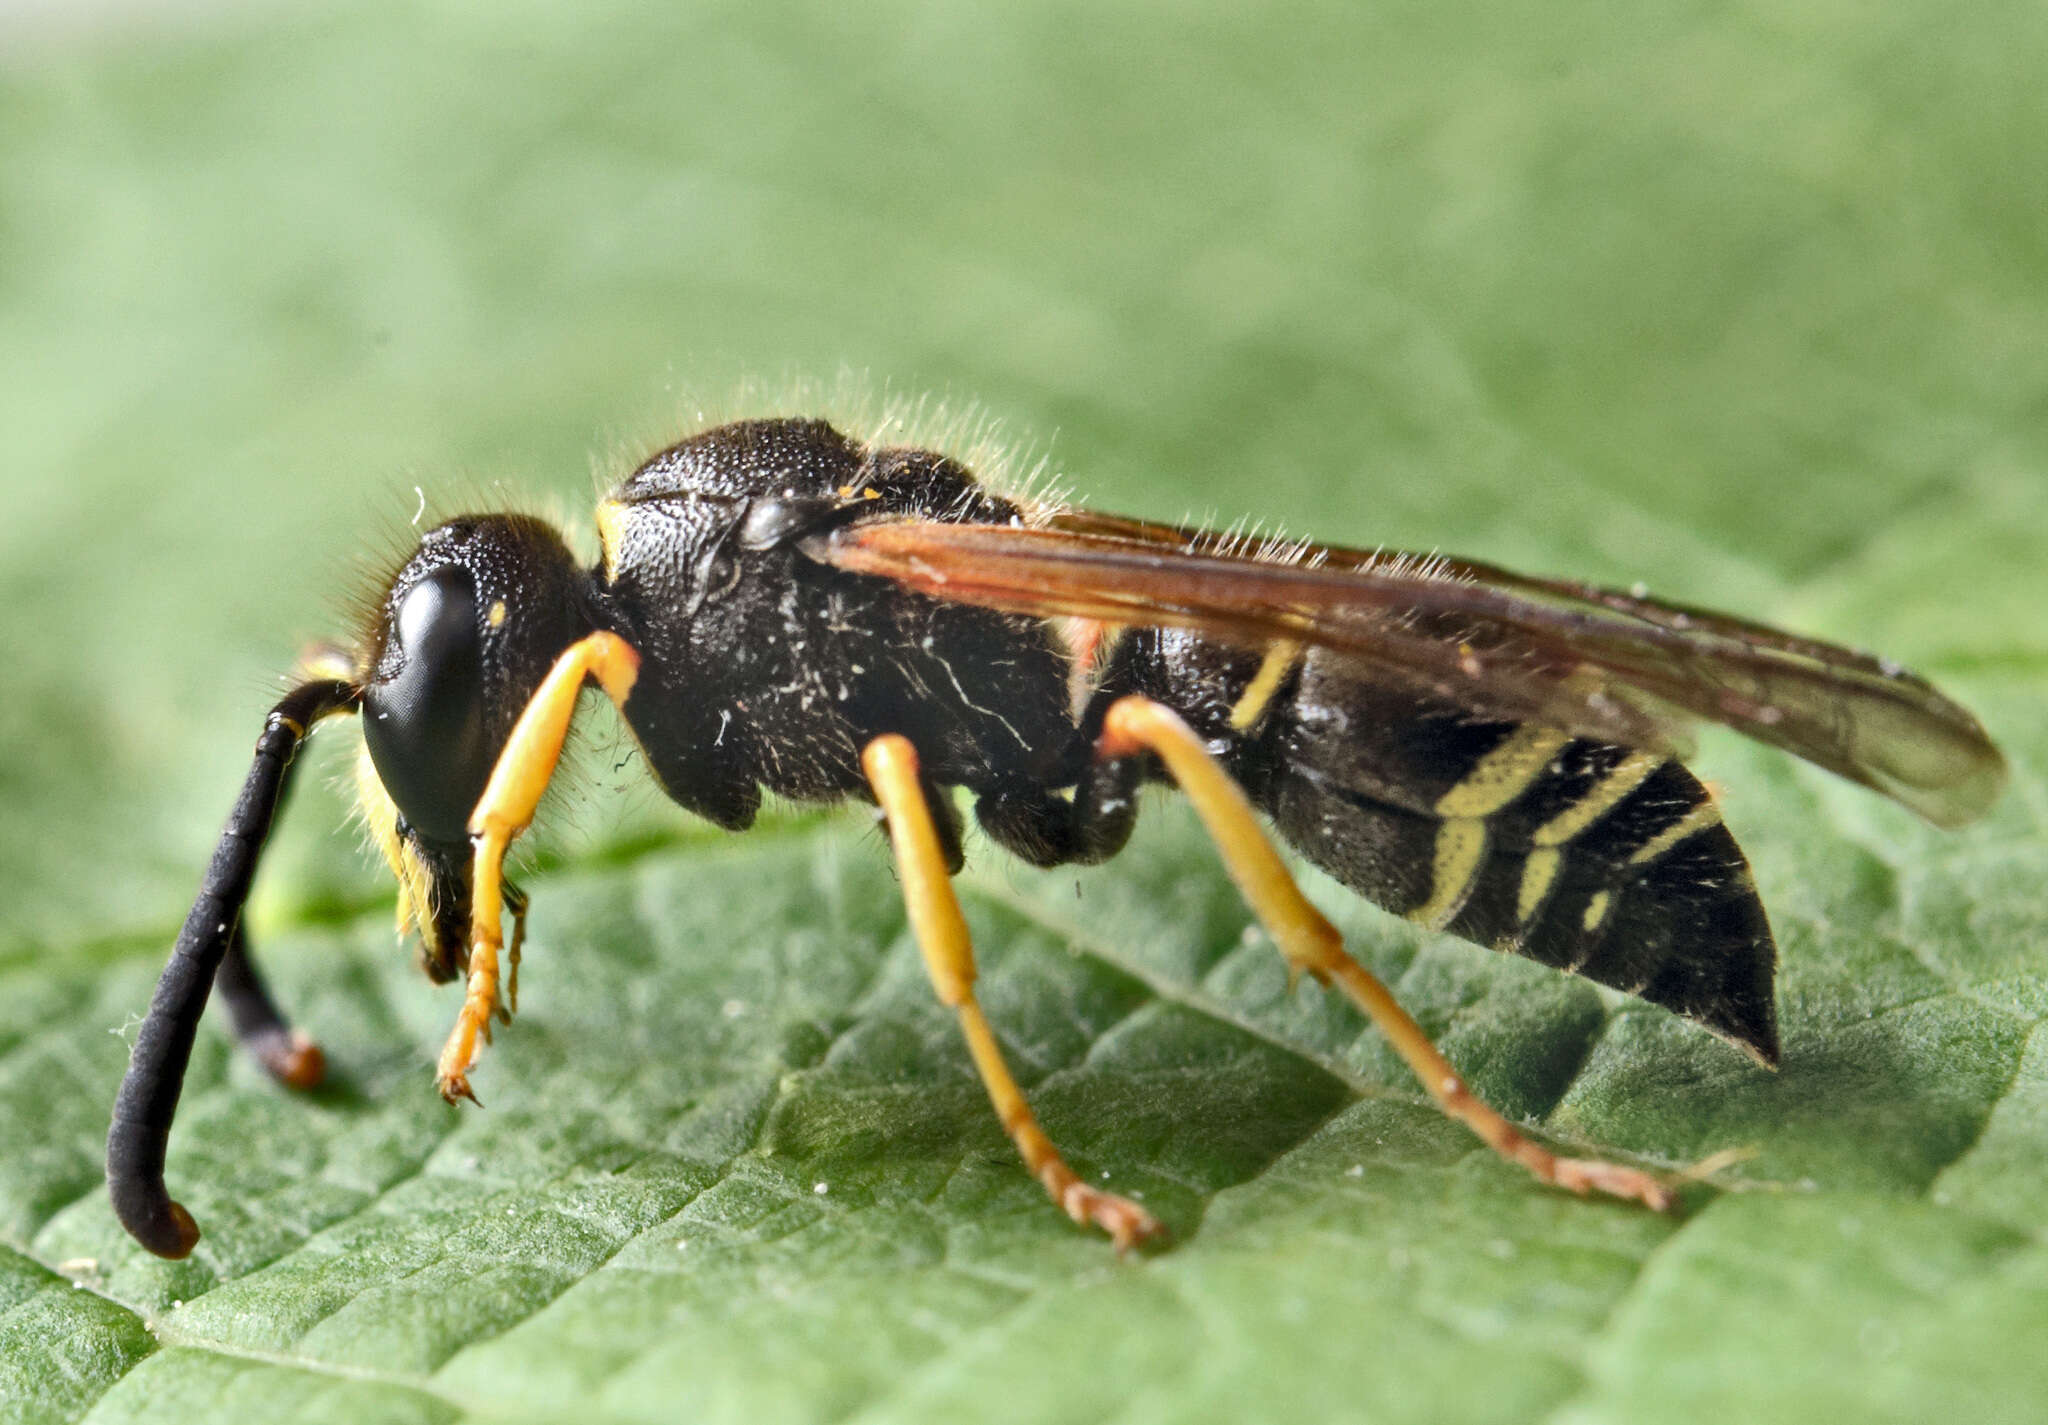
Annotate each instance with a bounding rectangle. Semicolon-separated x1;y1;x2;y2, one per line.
592;368;1075;525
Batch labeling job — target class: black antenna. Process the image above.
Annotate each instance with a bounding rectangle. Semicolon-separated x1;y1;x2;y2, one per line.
107;678;357;1258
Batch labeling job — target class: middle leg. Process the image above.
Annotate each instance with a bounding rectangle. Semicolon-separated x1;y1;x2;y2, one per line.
863;734;1163;1250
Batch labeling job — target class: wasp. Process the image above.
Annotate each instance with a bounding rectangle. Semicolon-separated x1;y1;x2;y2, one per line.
108;416;2007;1258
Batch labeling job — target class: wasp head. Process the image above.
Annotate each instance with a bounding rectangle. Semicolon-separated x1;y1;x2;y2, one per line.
356;513;591;980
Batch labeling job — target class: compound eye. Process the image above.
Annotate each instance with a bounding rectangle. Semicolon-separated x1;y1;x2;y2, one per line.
362;567;494;844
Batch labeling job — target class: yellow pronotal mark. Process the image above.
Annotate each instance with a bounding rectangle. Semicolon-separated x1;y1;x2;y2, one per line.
1533;751;1662;847
1626;802;1723;866
1582;890;1613;932
1434;725;1572;819
1517;847;1561;925
1409;819;1487;931
595;499;627;585
488;600;507;628
1228;640;1302;732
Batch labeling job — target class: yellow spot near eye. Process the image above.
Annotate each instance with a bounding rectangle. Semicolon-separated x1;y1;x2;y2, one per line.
296;644;358;683
488;600;507;628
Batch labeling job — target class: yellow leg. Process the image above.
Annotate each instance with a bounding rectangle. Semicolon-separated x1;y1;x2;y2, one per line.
501;883;528;1022
863;735;1164;1251
436;632;640;1104
1097;696;1674;1211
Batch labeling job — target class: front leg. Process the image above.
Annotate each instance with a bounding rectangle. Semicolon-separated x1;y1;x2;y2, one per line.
437;822;512;1104
434;632;639;1105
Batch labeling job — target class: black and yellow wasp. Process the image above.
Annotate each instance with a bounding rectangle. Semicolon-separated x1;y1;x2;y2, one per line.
109;417;2005;1257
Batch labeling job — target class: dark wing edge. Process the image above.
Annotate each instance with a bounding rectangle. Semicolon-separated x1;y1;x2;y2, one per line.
809;515;2006;829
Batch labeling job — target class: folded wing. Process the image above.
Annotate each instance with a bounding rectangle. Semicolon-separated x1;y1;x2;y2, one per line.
808;511;2004;828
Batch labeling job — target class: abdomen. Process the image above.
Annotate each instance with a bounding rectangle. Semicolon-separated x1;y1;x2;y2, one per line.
1116;630;1781;1064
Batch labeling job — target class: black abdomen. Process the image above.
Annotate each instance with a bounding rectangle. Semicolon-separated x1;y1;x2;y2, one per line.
1119;631;1781;1064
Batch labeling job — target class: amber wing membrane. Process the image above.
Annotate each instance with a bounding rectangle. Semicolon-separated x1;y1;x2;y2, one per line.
810;511;2004;828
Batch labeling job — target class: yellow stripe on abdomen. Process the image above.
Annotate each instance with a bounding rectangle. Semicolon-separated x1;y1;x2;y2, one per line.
1228;640;1303;732
1434;725;1572;819
1408;818;1489;931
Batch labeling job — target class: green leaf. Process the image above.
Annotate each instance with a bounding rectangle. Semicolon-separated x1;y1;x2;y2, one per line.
3;4;2045;1423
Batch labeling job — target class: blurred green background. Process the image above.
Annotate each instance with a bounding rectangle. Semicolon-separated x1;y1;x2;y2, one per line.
1;4;2044;1423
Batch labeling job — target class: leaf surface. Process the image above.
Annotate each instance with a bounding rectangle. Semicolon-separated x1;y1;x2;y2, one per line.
1;4;2044;1423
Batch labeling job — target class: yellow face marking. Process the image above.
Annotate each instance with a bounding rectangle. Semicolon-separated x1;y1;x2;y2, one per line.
595;499;627;585
1228;640;1302;732
488;600;508;629
1627;802;1723;866
1582;890;1613;933
1434;725;1571;819
1517;847;1561;925
354;743;428;941
1408;819;1488;931
1533;751;1662;847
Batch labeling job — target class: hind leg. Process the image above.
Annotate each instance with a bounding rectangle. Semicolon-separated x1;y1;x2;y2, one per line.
1098;695;1673;1210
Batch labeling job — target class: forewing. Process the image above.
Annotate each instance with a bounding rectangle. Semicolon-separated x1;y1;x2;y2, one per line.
810;515;2005;828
